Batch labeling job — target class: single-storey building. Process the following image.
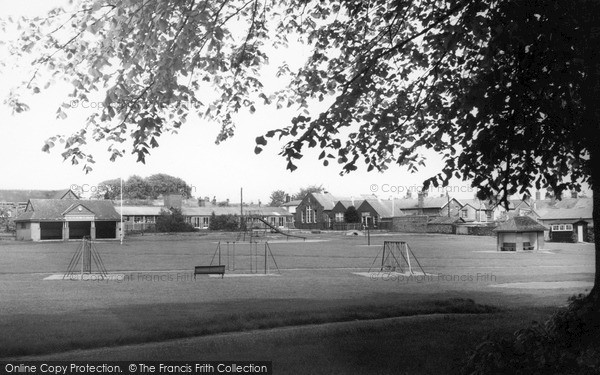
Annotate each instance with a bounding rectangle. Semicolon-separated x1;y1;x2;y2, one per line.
493;216;547;251
15;199;121;241
119;205;165;232
181;206;293;230
537;206;593;243
356;199;403;229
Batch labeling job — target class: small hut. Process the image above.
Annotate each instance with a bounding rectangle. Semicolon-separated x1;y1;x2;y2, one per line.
494;216;547;251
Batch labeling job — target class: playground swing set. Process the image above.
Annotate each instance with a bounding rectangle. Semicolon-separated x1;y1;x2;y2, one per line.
368;241;427;275
208;240;281;275
63;236;108;280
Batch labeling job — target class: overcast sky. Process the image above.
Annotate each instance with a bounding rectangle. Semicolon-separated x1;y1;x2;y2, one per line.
0;1;581;203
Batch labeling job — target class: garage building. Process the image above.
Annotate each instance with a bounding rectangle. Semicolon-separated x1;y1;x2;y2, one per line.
15;199;121;241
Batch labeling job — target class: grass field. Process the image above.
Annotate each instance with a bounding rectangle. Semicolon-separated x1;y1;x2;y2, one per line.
0;231;594;373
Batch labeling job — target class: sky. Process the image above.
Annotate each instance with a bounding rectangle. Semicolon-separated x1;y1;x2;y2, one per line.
0;1;583;204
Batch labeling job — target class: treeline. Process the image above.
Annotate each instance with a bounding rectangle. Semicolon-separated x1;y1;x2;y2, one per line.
92;174;193;200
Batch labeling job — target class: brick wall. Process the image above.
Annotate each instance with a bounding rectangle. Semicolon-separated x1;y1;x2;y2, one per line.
427;223;454;234
392;216;428;232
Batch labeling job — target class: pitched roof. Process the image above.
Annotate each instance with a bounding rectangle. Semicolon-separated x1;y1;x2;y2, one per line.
493;216;547;233
534;198;592;211
245;207;293;216
282;200;302;207
307;193;340;210
460;199;495;210
181;206;241;216
358;199;403;218
537;207;593;221
394;196;457;210
119;206;166;216
0;189;78;203
15;199;120;221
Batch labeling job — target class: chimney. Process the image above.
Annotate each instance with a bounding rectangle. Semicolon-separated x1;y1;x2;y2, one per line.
285;194;291;203
535;191;541;201
418;192;425;214
571;191;578;199
258;200;261;207
212;196;217;206
198;198;205;207
226;198;230;206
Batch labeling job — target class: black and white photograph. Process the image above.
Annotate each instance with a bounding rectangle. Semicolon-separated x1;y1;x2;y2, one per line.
0;1;598;374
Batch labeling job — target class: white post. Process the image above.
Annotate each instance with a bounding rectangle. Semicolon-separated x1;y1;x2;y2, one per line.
120;177;123;245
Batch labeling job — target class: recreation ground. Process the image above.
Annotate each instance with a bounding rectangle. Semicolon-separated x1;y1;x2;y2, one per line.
0;232;594;374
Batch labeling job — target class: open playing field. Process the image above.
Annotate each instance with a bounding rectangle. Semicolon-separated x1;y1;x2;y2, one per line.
0;231;595;374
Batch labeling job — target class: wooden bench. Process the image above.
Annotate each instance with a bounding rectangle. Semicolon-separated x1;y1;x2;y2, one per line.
501;243;516;251
194;265;225;279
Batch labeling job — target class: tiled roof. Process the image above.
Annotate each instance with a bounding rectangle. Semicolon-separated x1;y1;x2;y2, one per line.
461;199;495;210
493;216;547;233
0;189;77;203
359;199;403;218
537;207;593;221
182;207;241;216
181;206;292;217
119;206;166;216
310;193;340;210
282;200;302;207
15;199;120;221
394;197;455;210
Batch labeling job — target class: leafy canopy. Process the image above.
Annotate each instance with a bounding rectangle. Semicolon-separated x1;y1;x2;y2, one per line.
6;0;596;207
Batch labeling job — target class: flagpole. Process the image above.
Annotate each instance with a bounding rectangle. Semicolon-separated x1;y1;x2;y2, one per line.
120;176;123;245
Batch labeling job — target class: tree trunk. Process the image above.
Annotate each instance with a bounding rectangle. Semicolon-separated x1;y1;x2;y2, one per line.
581;1;600;304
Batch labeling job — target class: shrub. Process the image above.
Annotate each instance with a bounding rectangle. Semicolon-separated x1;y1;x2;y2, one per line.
462;294;600;374
344;206;361;223
155;208;196;232
208;213;240;231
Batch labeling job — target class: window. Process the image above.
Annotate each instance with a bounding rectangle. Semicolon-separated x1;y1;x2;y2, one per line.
202;217;210;227
552;224;573;232
134;216;143;223
460;209;468;218
335;212;344;222
301;210;306;223
305;207;315;223
486;211;493;220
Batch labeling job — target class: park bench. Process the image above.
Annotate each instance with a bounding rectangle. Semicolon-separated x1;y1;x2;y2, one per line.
501;242;516;251
194;265;225;279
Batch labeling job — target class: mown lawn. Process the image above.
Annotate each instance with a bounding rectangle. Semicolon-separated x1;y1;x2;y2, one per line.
0;232;594;373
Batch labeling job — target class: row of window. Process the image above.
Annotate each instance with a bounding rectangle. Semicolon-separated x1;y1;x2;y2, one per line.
551;224;573;232
123;215;156;223
301;207;316;223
